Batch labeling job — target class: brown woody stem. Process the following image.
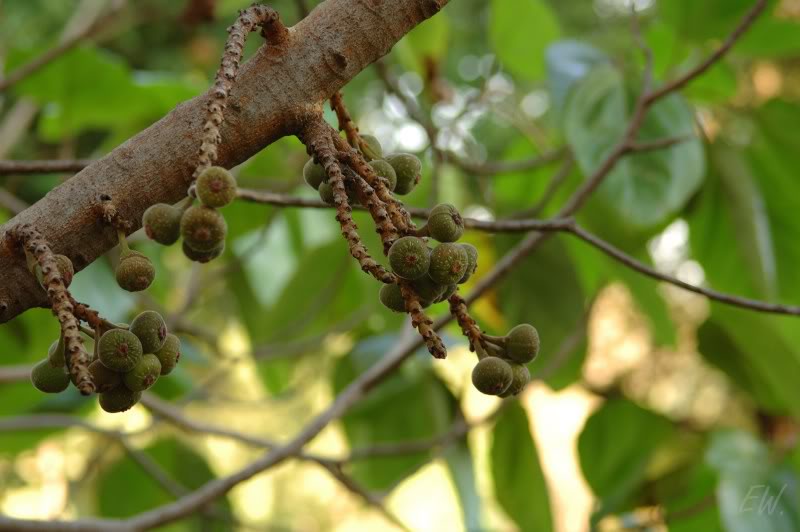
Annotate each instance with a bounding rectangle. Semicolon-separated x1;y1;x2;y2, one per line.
10;225;94;394
399;281;447;359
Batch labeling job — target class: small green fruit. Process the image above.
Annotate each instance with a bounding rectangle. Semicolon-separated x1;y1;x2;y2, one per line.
99;387;142;413
182;240;224;263
143;203;182;245
360;134;383;159
369;160;397;192
435;283;458;304
98;329;143;372
89;359;122;393
35;254;74;288
130;311;168;354
429;243;468;285
181;205;227;252
410;275;445;306
30;358;70;393
428;203;464;243
155;333;181;375
471;357;513;396
458;243;478;284
303;158;327;190
123;354;161;392
319;181;335;205
386;153;421;195
197;166;237;208
506;324;540;364
500;363;531;397
388;236;430;280
379;283;406;313
47;337;65;368
115;250;155;292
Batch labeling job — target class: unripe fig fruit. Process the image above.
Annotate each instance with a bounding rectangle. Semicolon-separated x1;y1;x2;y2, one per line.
143;203;182;245
30;358;70;393
428;203;464;243
500;363;531;397
123;354;161;392
98;329;143;373
47;337;66;368
319;181;335;205
435;283;458;304
155;333;181;375
506;324;540;364
35;254;74;288
89;359;122;393
471;357;513;396
360;134;383;160
197;166;237;208
99;387;142;413
129;310;168;354
379;283;406;313
458;243;478;284
116;250;155;292
410;275;446;306
181;205;227;252
303;158;327;190
386;153;421;195
182;240;224;263
388;236;430;280
429;243;468;285
369;160;397;192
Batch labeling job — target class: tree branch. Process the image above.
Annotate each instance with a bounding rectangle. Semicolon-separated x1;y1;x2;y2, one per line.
0;0;450;323
0;159;95;175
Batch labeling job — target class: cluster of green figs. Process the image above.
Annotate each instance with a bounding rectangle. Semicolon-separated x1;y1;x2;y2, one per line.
31;311;181;413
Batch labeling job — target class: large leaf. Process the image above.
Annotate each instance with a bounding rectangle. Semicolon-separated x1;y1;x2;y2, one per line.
698;307;800;417
490;401;553;532
565;65;705;230
578;398;674;520
490;0;561;80
497;237;586;390
546;40;609;115
332;336;455;491
706;430;800;532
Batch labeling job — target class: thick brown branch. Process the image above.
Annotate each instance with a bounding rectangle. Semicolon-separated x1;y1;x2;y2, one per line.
8;225;93;394
0;0;449;323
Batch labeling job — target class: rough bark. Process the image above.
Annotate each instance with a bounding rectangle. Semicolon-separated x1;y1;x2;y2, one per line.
0;0;449;324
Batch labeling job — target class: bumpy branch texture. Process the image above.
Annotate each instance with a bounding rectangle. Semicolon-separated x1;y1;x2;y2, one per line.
0;0;449;324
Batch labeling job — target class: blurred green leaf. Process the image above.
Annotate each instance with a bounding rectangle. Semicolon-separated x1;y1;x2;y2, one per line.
444;437;482;531
566;65;705;230
396;9;451;73
490;0;561;80
706;430;800;532
490;401;553;532
97;438;231;530
498;237;586;390
333;336;454;491
546;40;609;114
579;398;674;520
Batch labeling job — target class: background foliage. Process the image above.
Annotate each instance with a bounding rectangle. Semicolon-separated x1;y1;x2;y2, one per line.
2;0;800;530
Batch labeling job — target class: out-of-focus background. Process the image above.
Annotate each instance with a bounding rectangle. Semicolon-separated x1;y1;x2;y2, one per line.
2;0;800;530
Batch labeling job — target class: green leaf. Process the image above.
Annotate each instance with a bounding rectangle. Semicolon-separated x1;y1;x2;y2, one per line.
97;438;231;530
565;65;705;230
687;144;777;300
333;336;455;491
497;237;586;390
698;308;800;417
546;40;609;114
706;430;800;532
578;398;673;519
444;438;482;531
490;401;553;532
490;0;561;80
396;9;450;73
